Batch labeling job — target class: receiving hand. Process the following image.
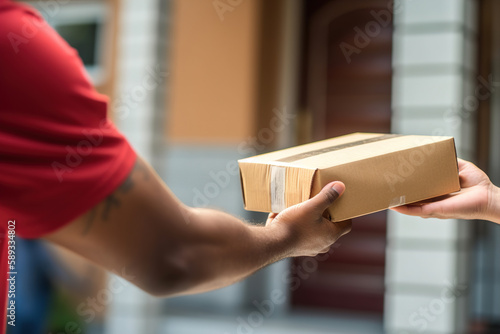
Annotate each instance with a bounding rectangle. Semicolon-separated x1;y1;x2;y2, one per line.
265;182;352;257
391;159;500;223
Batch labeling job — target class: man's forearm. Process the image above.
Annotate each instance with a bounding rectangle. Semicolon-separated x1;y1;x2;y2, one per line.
46;156;349;299
166;207;292;296
45;157;295;298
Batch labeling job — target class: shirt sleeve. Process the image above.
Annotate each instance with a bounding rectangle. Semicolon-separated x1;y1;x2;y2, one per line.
0;2;137;238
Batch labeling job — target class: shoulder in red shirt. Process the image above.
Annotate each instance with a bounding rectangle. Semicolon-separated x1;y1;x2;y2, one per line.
0;1;136;331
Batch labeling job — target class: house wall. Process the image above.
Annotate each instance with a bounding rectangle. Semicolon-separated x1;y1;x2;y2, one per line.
106;0;295;333
105;0;166;333
160;0;293;321
166;0;260;144
106;0;483;333
385;0;477;333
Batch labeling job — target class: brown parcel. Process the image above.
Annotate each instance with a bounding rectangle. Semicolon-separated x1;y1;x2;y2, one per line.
238;133;460;222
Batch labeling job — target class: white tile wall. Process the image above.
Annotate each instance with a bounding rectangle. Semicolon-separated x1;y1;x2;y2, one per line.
106;0;163;333
392;117;474;154
386;0;476;333
386;248;467;286
106;313;162;334
394;0;465;26
385;293;467;334
393;74;462;109
106;276;151;309
115;0;161;163
393;32;463;67
160;311;384;334
387;213;469;242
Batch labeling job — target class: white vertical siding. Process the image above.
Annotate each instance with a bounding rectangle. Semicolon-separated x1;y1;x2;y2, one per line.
114;0;161;162
386;0;477;333
105;0;164;333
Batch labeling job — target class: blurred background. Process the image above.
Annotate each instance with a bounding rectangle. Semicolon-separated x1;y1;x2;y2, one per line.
14;0;500;333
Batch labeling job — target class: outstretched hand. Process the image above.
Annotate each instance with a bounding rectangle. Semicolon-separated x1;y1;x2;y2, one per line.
265;181;352;257
391;159;500;223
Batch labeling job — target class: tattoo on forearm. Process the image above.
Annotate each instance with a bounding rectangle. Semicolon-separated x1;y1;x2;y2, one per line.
101;194;121;221
119;172;134;193
82;207;97;235
82;158;149;235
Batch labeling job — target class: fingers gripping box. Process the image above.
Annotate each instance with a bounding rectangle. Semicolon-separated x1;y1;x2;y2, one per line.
238;133;460;222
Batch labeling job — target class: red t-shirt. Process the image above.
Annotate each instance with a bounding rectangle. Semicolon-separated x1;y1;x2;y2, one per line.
0;1;137;331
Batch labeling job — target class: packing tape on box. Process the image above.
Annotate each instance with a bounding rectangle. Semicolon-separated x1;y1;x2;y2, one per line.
269;134;402;212
276;134;401;163
389;195;406;208
270;165;286;212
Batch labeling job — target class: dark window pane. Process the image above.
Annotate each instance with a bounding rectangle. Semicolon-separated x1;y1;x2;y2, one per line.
56;23;98;66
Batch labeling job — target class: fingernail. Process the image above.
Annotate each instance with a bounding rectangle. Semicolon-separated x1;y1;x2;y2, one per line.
331;183;343;196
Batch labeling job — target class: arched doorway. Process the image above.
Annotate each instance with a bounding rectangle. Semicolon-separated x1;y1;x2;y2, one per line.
293;0;393;315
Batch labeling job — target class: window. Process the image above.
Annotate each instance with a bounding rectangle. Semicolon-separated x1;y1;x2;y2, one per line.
28;1;108;85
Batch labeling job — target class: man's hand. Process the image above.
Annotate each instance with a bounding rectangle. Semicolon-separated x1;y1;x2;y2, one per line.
266;182;351;257
391;159;500;223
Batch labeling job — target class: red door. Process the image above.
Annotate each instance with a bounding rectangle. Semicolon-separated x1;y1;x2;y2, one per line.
292;0;393;315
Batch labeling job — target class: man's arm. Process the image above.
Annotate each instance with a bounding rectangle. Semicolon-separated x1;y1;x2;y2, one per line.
45;156;351;297
392;158;500;223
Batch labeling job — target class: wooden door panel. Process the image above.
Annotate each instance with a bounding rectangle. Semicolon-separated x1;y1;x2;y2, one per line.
293;0;393;315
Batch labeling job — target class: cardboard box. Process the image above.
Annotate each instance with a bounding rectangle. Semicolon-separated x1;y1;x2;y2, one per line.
238;133;460;222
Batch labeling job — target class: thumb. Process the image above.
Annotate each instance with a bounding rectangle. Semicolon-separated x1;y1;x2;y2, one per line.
304;181;345;215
